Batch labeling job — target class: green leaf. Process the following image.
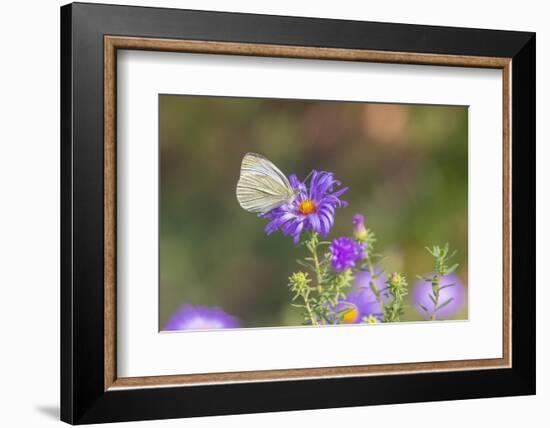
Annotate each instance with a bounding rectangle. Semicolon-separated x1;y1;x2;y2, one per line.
436;297;454;311
290;303;305;308
446;263;459;274
295;259;312;269
438;283;456;291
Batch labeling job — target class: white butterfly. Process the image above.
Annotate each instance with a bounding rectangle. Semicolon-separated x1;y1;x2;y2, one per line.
236;152;299;214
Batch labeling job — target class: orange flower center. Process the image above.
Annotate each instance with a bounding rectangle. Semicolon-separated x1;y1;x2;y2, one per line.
342;307;360;324
298;199;317;215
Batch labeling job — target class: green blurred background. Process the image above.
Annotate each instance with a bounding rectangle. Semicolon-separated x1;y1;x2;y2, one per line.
159;95;468;329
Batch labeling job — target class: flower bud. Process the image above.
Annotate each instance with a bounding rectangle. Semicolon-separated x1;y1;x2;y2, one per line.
352;214;368;241
389;272;402;287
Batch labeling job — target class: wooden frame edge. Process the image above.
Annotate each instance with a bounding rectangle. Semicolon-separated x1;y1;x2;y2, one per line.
103;35;512;391
104;36;117;390
502;61;513;370
105;35;511;68
110;357;508;390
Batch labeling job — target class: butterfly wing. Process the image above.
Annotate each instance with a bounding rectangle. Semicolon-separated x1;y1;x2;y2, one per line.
236;153;296;214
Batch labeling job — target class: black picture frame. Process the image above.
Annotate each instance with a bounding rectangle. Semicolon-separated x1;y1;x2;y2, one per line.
61;2;535;424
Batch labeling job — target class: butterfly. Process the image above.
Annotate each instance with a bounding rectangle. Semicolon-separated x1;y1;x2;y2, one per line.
236;152;299;215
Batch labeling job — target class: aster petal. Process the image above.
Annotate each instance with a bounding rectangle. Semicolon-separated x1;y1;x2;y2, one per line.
326;211;335;227
308;213;321;234
282;217;299;235
315;173;334;196
308;170;319;199
331;186;348;198
295;192;306;203
319;215;331;236
288;174;301;189
264;220;280;235
292;221;304;244
318;204;335;216
277;212;299;226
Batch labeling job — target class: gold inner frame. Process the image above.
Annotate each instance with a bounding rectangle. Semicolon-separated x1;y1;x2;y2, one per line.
104;35;512;391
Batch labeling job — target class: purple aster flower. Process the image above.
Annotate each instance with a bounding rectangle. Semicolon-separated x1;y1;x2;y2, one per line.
336;270;387;323
412;273;466;320
352;214;368;241
263;171;348;244
329;237;366;272
163;304;240;331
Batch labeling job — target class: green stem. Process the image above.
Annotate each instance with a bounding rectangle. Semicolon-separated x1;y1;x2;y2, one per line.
430;293;439;321
365;253;386;319
310;233;323;287
307;232;324;325
430;276;440;321
302;288;318;326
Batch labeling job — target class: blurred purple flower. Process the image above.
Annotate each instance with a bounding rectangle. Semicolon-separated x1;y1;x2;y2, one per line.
336;270;387;323
412;273;466;320
329;237;366;272
163;304;240;331
263;171;348;244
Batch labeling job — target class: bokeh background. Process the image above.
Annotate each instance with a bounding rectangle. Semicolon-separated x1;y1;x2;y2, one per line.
159;95;468;329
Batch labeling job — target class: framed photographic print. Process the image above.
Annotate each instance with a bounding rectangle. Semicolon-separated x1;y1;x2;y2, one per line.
60;2;536;424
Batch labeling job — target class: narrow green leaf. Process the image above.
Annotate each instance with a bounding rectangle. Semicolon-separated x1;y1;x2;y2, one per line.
438;283;455;291
436;297;454;311
446;264;459;274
